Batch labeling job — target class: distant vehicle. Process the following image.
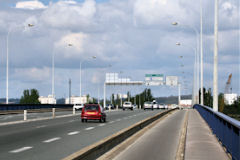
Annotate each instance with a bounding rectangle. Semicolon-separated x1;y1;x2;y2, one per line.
123;101;133;110
106;104;115;110
81;104;106;123
152;100;159;109
73;104;84;110
144;101;153;110
133;104;137;109
159;103;165;109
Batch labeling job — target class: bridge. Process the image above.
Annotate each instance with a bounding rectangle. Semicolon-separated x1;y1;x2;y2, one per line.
0;104;239;160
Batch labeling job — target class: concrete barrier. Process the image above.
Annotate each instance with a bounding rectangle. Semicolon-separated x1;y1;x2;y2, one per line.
63;108;177;160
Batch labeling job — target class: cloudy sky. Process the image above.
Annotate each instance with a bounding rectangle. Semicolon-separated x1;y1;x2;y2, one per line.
0;0;239;99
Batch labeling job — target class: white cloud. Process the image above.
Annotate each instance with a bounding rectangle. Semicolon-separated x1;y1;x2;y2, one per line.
41;0;96;29
55;33;88;58
16;0;47;10
133;0;188;26
14;67;51;82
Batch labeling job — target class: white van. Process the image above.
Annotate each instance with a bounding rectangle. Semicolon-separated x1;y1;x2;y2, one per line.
123;102;133;111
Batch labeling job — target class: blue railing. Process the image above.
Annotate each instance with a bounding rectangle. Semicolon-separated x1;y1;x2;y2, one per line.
194;104;240;160
0;104;73;111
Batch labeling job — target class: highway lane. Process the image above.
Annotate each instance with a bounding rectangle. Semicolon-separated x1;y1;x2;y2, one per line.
0;109;164;160
113;110;186;160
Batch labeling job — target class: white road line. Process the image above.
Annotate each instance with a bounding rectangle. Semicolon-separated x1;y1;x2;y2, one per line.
98;124;106;127
36;125;46;129
69;120;75;122
85;127;95;130
68;131;80;135
109;121;115;124
10;146;33;153
116;119;121;121
43;137;61;143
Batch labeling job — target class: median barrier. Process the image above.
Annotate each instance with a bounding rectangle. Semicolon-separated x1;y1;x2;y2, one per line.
0;104;74;115
194;104;240;160
63;108;177;160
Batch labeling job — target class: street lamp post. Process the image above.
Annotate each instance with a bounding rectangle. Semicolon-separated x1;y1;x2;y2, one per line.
52;48;55;98
176;42;198;105
173;22;200;104
213;0;218;111
80;56;96;98
6;24;34;104
200;0;204;105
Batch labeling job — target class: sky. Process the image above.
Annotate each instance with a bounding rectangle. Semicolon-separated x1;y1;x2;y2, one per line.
0;0;239;99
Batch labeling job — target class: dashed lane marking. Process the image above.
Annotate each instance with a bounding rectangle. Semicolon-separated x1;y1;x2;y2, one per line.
36;125;46;129
85;127;95;130
98;124;106;127
10;146;33;153
43;137;61;143
68;131;80;135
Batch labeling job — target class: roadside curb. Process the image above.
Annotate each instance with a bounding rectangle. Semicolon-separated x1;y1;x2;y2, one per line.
176;109;189;160
63;108;178;160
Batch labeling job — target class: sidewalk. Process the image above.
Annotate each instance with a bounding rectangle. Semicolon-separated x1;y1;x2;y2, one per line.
185;109;230;160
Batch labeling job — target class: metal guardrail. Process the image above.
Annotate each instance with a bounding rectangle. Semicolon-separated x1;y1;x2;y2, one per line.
0;104;73;111
194;104;240;160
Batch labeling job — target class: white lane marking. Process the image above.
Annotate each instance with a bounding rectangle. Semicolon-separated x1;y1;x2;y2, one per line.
69;120;75;122
85;127;95;130
10;146;33;153
98;124;106;127
68;131;80;135
123;117;128;120
109;121;115;124
133;115;137;117
116;119;121;121
43;137;61;143
36;125;46;129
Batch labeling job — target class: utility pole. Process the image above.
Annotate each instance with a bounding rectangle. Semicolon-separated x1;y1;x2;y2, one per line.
69;79;71;104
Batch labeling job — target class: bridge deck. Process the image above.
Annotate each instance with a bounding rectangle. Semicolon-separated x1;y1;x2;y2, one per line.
185;109;230;160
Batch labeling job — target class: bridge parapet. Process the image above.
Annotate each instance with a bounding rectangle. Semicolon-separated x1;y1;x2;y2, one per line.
194;104;240;160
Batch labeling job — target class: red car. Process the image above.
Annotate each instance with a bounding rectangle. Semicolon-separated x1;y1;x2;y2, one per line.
81;104;106;123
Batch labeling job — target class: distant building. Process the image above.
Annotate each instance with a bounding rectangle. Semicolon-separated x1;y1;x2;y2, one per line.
65;95;93;104
224;93;238;105
114;94;128;99
38;95;56;104
180;99;192;107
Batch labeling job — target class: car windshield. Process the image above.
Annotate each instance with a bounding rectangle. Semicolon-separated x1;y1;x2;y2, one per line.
145;102;151;104
125;102;131;105
84;105;99;111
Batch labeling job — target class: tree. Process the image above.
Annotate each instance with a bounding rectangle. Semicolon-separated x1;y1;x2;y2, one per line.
218;93;225;112
20;89;40;104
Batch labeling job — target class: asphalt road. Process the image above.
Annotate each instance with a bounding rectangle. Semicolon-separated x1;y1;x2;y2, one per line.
0;109;164;160
114;110;186;160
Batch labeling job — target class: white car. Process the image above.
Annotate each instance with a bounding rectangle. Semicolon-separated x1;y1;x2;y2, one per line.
159;103;165;109
73;104;84;110
144;102;153;110
152;101;159;109
123;102;133;110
